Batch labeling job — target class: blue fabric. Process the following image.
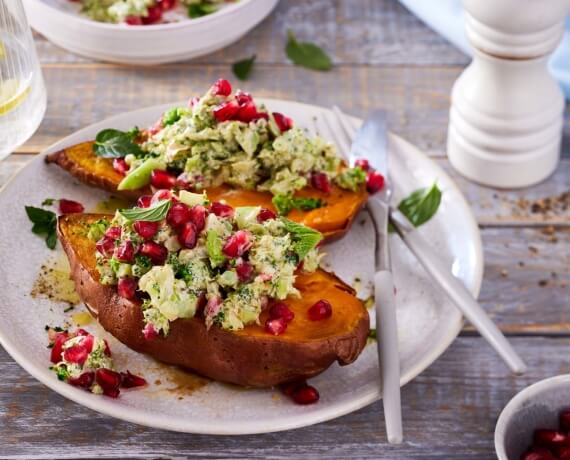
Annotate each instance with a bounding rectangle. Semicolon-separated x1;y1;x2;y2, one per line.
398;0;570;100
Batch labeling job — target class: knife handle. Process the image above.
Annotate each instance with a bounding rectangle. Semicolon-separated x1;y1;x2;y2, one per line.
374;270;403;444
390;210;527;374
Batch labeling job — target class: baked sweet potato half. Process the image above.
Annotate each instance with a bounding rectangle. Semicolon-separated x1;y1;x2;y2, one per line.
58;213;370;388
46;143;368;240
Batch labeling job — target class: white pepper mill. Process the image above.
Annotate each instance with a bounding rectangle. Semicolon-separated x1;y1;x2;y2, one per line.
447;0;570;188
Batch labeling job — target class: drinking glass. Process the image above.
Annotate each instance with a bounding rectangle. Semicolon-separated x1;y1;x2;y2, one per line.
0;0;46;159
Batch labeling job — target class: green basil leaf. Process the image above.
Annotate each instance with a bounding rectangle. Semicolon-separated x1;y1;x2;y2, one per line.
25;206;57;249
232;55;256;81
285;30;332;71
397;183;442;228
293;197;323;211
119;199;171;222
281;218;323;260
93;128;144;159
272;194;323;216
188;2;217;18
41;198;55;206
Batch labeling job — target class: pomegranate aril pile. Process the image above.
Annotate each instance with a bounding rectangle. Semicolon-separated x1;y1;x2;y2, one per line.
280;380;320;405
521;410;570;460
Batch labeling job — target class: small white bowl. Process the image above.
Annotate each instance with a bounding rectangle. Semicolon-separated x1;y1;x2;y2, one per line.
495;374;570;460
24;0;279;64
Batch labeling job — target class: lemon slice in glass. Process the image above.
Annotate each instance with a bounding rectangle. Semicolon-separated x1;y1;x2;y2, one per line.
0;78;30;116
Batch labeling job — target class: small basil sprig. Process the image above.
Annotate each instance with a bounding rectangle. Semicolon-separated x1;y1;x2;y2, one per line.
397;183;442;228
281;218;323;260
93;128;143;159
188;2;217;18
25;206;57;249
272;194;323;216
119;199;171;222
232;55;256;81
285;30;332;71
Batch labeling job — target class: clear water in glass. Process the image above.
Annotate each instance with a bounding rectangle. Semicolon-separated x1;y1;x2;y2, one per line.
0;0;46;159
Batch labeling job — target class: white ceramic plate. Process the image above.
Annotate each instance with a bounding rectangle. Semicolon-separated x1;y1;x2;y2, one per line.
23;0;279;64
0;99;483;434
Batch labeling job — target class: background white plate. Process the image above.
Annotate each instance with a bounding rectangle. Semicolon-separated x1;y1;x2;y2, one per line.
24;0;279;64
0;99;483;434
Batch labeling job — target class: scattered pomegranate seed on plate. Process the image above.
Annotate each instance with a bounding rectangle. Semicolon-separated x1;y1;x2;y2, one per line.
366;171;385;194
67;371;95;389
291;384;320;405
120;371;147;389
59;199;84;214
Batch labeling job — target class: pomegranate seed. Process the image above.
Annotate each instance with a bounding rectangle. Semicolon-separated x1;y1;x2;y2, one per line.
96;236;115;257
211;78;232;97
133;220;159;239
63;335;94;365
273;112;293;132
534;429;568;447
178;222;198;249
76;329;89;336
143;323;159;340
205;296;222;319
269;302;295;323
366;171;385;194
281;380;306;397
522;448;557;460
120;370;147;389
139;241;168;265
213;100;240;122
104;226;121;240
265;317;287;335
559;448;570;460
311;172;332;193
189;205;207;232
137;195;153;208
50;332;69;364
235;90;253;104
117;277;138;300
114;240;135;263
175;173;192;191
561;411;570;431
151;189;175;204
112;158;129;175
354;158;370;171
210;201;234;218
223;230;252;258
308;299;333;321
167;202;192;228
68;371;95;389
236;260;254;282
103;339;112;357
292;384;320;405
95;368;122;398
142;5;162;24
150;169;176;189
157;0;176;10
236;102;261;122
125;15;143;25
257;208;277;222
59;199;84;214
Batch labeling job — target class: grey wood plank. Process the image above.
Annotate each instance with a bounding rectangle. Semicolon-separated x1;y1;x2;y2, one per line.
14;64;570;161
0;337;567;459
32;0;470;66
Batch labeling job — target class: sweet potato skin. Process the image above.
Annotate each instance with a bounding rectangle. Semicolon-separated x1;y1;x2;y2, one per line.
58;214;370;388
46;142;368;240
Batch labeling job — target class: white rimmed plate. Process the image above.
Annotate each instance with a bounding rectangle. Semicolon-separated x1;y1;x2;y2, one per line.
24;0;279;64
0;98;483;434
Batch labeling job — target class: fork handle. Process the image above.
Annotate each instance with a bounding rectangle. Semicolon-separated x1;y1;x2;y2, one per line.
374;270;403;444
390;210;527;374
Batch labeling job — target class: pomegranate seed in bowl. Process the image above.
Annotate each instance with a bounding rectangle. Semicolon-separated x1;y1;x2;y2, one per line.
534;429;568;448
142;5;162;24
150;169;176;189
59;199;84;214
211;79;232;97
521;447;557;460
308;299;333;321
133;220;159;239
125;15;143;25
560;412;570;431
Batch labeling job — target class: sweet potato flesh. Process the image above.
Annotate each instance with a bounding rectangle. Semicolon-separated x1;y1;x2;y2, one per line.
47;142;368;239
59;214;367;344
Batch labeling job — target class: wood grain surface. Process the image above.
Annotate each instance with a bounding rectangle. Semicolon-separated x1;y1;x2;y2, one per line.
1;0;569;458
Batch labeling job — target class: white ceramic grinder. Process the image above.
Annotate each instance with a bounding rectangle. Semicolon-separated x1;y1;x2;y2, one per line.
447;0;570;188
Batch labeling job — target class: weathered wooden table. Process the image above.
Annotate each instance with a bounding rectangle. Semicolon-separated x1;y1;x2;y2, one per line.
1;1;568;458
